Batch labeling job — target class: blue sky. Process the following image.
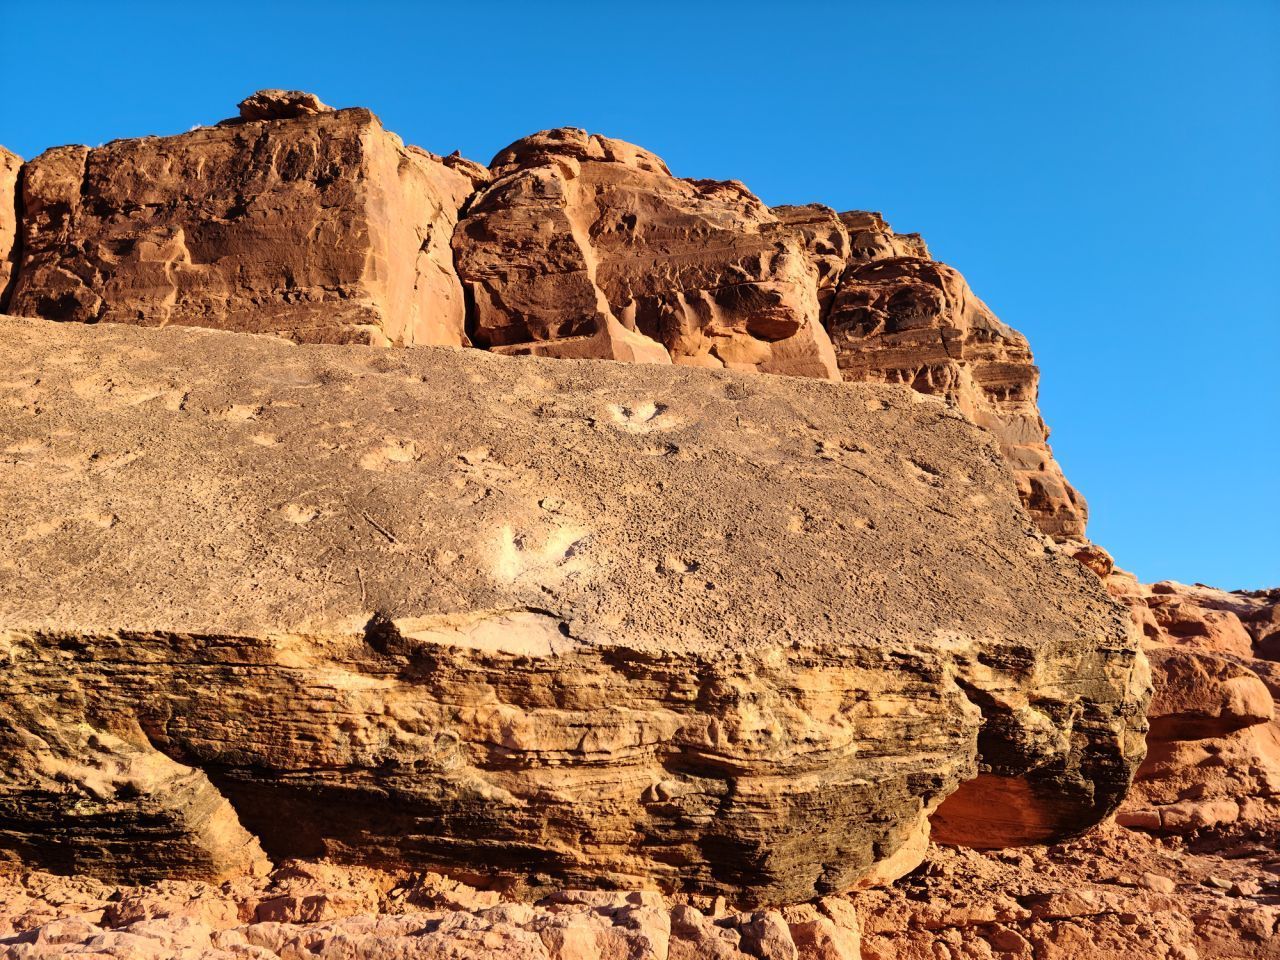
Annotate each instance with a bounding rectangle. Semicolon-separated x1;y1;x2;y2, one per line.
2;1;1276;588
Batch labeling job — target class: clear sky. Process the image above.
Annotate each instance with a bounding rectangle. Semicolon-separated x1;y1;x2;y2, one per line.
2;1;1276;589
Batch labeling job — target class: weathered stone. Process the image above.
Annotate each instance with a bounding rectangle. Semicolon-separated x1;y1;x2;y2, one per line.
827;254;1087;542
0;707;268;883
837;209;930;262
1109;577;1280;839
1144;646;1273;741
7;104;477;347
453;128;840;378
0;146;19;309
235;88;334;122
0;316;1146;903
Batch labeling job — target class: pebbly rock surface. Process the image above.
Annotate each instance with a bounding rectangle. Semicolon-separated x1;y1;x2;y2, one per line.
2;826;1276;960
0;316;1147;903
6;101;478;347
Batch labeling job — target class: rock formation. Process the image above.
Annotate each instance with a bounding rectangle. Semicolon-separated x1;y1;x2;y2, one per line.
826;254;1087;541
6;94;480;347
4;90;1275;959
0;146;18;306
0;316;1147;905
1107;578;1280;839
1;94;1084;542
450;129;1086;539
453;128;839;379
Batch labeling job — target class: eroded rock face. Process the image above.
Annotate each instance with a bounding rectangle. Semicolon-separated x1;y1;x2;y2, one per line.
3;98;1089;543
7;98;479;347
453;128;840;378
827;252;1087;542
1107;577;1280;838
0;146;19;308
0;317;1146;903
451;129;1085;540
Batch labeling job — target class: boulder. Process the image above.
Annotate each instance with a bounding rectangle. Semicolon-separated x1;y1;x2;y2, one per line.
6;97;479;347
234;88;334;122
0;316;1147;903
1144;645;1273;741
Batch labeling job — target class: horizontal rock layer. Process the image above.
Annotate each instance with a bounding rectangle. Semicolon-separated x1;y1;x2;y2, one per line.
0;94;1085;541
0;317;1146;903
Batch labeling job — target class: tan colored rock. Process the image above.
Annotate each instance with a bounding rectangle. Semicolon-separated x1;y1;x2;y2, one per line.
453;128;840;378
8;96;479;347
234;88;334;121
0;709;269;883
827;253;1088;541
0;317;1146;903
0;147;18;309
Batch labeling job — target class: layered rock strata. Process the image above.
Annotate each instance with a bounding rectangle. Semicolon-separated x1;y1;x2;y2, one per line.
0;316;1147;903
6;93;480;346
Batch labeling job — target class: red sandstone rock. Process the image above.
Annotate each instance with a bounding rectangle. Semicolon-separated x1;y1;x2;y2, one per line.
0;147;19;307
1107;578;1280;840
827;253;1087;541
1144;645;1273;740
234;89;334;122
8;94;479;347
453;128;840;378
2;826;1274;960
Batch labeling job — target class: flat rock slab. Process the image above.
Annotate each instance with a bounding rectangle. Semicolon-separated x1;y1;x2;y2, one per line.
0;317;1147;903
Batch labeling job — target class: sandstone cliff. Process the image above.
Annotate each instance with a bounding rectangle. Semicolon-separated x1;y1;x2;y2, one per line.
0;92;1085;542
0;316;1147;905
5;92;479;347
0;89;1276;960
